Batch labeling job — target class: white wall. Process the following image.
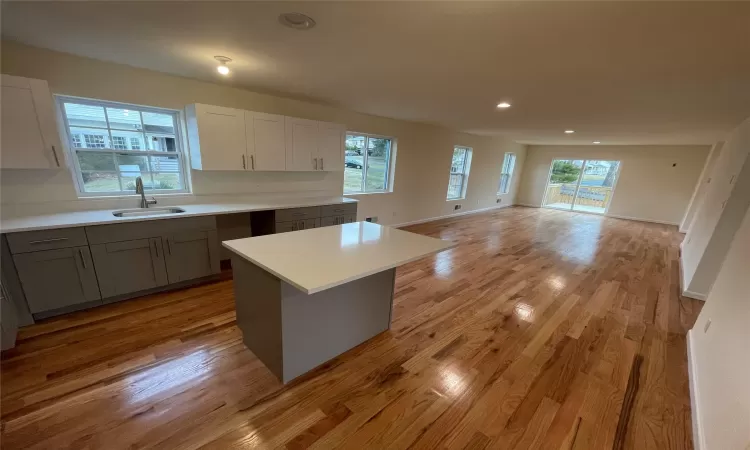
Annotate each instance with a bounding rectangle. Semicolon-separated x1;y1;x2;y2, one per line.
681;118;750;298
0;40;526;225
689;205;750;450
517;145;709;225
680;141;723;232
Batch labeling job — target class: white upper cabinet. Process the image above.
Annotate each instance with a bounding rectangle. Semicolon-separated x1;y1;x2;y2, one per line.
285;117;319;171
1;75;63;169
187;103;345;172
317;122;345;172
245;112;286;171
186;104;247;170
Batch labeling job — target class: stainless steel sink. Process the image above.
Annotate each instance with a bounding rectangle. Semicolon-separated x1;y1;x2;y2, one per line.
112;207;186;218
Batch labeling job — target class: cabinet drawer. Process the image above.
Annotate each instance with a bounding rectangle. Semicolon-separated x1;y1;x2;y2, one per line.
320;216;336;227
275;206;320;223
320;203;357;217
86;215;217;244
6;227;88;254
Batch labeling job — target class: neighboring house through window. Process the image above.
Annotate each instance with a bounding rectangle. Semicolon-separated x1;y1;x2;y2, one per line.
447;146;472;200
58;97;188;196
343;133;395;194
498;152;516;195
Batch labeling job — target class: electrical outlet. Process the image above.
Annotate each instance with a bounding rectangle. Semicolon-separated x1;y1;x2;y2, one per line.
704;319;712;333
392;211;397;217
454;204;462;211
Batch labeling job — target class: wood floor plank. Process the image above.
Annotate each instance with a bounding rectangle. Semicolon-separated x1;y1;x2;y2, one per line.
0;207;703;449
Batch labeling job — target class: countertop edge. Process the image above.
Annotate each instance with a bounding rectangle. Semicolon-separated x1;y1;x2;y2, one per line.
222;237;456;295
0;197;358;234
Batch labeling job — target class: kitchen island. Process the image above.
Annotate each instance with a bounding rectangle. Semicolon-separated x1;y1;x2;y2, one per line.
222;221;454;383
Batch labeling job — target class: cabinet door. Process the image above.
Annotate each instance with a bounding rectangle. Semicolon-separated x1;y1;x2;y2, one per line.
1;75;62;169
285;117;318;171
275;221;297;234
13;246;100;314
187;104;247;170
317;122;345;171
299;218;319;230
90;238;168;298
320;216;336;227
246;112;286;171
163;230;220;283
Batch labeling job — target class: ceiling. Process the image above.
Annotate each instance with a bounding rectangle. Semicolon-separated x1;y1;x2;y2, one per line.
2;1;749;145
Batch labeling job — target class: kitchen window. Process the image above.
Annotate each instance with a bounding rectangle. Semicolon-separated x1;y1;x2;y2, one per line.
58;97;188;196
447;146;473;200
498;152;516;195
344;133;395;194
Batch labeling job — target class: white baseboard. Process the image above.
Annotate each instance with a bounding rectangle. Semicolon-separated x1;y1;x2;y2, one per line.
605;213;680;226
682;289;707;301
516;203;540;208
393;204;512;228
679;259;708;301
687;329;705;450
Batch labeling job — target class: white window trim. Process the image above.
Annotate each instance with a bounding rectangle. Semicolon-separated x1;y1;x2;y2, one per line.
56;95;190;198
447;146;473;201
498;152;516;195
343;132;397;195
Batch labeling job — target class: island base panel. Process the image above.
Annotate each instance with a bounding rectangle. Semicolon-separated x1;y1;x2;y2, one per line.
231;257;395;384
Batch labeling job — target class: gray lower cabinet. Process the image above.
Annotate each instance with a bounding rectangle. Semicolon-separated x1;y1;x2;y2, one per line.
275;219;320;233
320;214;357;227
163;230;220;283
12;246;100;313
90;238;168;298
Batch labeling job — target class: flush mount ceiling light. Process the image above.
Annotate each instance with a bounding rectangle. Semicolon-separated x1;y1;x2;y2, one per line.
279;12;316;30
564;130;575;134
214;56;232;75
593;141;601;144
496;102;511;109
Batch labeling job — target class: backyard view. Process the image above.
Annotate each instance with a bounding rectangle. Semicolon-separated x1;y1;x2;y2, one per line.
543;159;620;213
344;134;391;193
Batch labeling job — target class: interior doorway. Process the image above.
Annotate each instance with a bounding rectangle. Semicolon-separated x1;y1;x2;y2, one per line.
542;159;621;214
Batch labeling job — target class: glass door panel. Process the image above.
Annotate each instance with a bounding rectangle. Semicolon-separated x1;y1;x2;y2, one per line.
542;160;583;210
573;160;620;213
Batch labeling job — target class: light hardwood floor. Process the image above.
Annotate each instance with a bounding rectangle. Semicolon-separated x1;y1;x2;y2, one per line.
0;207;702;449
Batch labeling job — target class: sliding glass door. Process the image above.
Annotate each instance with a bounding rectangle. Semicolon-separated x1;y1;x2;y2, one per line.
542;159;620;214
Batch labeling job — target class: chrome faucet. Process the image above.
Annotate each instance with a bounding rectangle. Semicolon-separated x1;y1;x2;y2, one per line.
134;176;157;208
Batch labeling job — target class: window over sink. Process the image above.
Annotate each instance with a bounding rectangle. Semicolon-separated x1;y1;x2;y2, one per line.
57;97;189;196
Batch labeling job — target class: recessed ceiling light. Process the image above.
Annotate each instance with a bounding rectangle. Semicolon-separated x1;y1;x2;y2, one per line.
496;102;511;109
593;141;601;144
279;12;316;30
564;130;575;134
214;56;231;75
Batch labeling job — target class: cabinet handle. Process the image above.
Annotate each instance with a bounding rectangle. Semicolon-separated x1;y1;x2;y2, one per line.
251;155;255;170
28;237;68;245
292;222;297;231
321;158;324;170
153;240;159;258
242;155;246;169
314;158;318;170
51;145;60;167
78;248;87;269
167;238;173;255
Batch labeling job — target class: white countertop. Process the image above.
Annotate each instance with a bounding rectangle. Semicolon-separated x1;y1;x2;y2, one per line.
0;196;357;233
222;221;455;294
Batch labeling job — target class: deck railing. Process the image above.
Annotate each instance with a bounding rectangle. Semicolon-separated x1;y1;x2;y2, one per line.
544;184;613;209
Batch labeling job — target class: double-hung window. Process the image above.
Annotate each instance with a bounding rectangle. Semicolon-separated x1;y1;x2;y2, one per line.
343;133;394;194
58;97;188;196
498;152;516;195
446;146;473;200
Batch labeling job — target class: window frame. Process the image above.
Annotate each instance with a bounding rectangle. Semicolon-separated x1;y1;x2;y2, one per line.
498;152;517;195
343;132;396;195
56;96;190;198
446;146;473;201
